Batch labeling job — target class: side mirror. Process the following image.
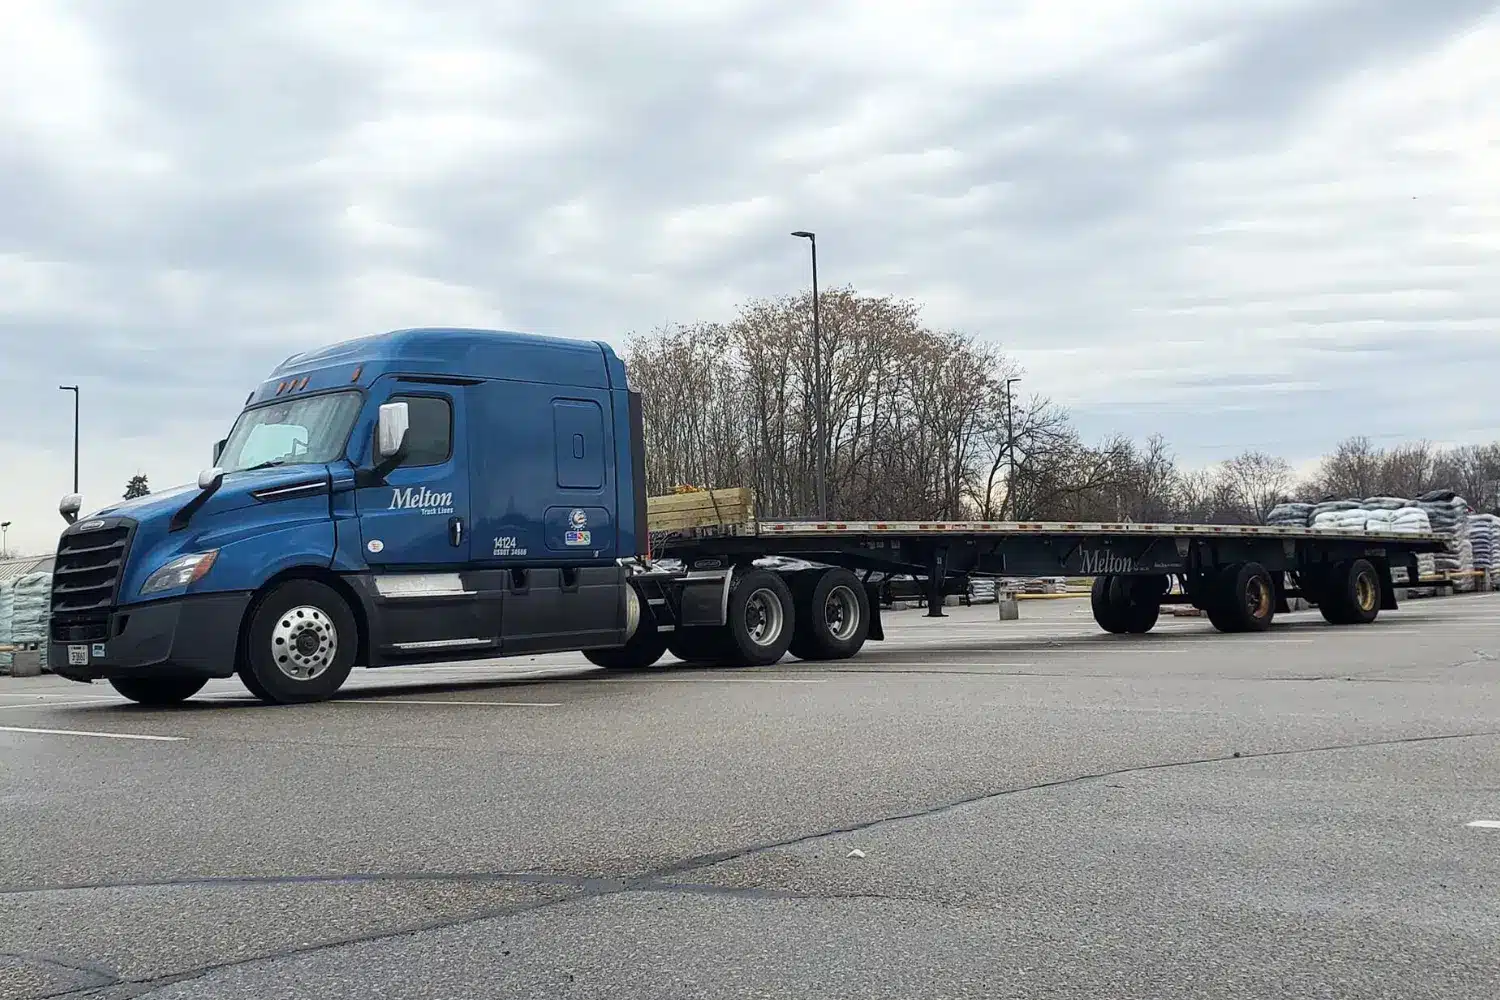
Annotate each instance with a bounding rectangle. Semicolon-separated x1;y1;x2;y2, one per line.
213;439;226;465
59;493;83;526
170;468;226;533
376;402;410;462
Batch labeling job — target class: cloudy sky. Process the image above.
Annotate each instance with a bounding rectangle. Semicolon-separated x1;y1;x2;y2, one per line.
2;0;1498;554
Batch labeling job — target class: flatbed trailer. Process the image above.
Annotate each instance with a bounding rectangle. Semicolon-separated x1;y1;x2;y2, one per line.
590;488;1449;670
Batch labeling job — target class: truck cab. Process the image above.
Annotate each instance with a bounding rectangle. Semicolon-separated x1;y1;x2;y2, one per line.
48;328;652;704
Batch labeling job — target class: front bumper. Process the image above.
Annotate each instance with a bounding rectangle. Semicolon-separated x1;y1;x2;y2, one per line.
49;592;252;681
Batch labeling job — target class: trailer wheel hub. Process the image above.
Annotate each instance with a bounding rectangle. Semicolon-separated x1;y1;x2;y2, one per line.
744;587;785;648
824;585;860;641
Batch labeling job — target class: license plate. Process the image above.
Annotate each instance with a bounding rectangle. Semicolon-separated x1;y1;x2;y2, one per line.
68;645;89;666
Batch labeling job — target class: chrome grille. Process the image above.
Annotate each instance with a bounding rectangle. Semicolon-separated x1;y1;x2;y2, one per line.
51;519;135;617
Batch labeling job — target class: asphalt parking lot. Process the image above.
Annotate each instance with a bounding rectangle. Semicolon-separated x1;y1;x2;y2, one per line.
3;594;1499;999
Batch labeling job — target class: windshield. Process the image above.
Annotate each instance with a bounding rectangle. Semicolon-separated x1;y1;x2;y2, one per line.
217;390;363;473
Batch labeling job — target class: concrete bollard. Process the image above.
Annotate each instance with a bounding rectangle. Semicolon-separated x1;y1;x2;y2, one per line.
11;647;43;678
997;591;1019;621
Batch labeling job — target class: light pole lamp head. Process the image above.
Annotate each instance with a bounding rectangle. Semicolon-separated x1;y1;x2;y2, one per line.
791;230;815;240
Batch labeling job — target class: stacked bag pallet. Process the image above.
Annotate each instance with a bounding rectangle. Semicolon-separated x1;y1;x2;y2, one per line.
1469;514;1499;586
1265;502;1314;527
1310;500;1369;531
1416;491;1468;583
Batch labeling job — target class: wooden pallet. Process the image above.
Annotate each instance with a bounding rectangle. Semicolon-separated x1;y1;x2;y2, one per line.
646;486;755;532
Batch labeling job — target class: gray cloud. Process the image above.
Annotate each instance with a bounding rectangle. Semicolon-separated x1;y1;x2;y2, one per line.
2;0;1499;552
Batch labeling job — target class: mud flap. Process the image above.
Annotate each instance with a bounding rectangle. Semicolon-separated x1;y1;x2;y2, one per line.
865;584;885;641
1378;562;1399;610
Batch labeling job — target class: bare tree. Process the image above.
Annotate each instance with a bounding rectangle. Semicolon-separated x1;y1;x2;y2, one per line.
625;285;1500;528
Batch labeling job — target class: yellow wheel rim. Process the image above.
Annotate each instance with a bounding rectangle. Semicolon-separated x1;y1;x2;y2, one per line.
1355;572;1377;612
1246;577;1271;619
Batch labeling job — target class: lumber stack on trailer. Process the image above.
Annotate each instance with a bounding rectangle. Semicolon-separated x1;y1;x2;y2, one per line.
646;486;755;533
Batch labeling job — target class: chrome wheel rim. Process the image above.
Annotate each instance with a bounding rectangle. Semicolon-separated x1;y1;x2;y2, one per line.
823;585;860;641
744;588;786;648
271;605;337;681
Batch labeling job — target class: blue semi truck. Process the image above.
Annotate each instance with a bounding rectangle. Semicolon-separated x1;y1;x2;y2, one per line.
48;327;1444;705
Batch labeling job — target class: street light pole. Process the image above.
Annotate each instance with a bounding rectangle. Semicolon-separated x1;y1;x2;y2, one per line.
1;522;10;559
1004;377;1021;519
59;385;79;494
790;231;827;520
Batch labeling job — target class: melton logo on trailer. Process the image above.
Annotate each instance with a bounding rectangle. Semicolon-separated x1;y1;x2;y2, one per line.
1077;548;1153;575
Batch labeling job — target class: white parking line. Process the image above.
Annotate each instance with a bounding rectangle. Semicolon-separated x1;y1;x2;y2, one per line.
0;699;129;711
1465;820;1500;830
334;699;563;707
642;676;829;684
0;725;186;742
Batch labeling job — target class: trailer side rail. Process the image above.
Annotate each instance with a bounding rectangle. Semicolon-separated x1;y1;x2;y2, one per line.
656;518;1443;544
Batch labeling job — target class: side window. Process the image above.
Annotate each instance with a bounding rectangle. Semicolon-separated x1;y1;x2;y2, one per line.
391;395;452;467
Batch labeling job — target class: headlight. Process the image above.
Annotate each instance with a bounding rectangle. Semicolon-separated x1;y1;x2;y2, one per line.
140;550;219;596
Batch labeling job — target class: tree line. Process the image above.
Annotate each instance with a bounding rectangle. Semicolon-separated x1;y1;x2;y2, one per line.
625;287;1500;525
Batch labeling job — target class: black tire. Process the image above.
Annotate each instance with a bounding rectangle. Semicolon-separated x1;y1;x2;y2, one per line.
237;664;274;701
1211;562;1276;633
1092;576;1163;634
667;627;730;665
584;620;669;670
1320;559;1381;625
108;676;207;705
238;579;357;704
1091;576;1129;633
720;569;796;667
789;569;870;661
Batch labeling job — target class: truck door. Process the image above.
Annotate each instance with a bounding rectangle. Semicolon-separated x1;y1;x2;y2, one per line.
467;379;625;654
355;380;471;567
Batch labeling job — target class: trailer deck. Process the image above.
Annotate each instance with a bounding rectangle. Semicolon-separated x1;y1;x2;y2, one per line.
626;488;1449;666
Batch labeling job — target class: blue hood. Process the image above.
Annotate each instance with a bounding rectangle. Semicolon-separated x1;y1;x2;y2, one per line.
88;465;341;607
85;466;332;525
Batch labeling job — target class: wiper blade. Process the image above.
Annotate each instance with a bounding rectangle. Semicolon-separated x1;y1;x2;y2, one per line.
243;460;287;472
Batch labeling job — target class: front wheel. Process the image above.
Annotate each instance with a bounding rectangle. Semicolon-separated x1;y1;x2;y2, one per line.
108;676;207;705
238;579;357;704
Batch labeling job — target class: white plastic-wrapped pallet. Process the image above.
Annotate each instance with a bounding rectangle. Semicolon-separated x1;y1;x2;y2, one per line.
1391;507;1432;533
1313;505;1370;531
9;573;50;670
0;580;13;672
